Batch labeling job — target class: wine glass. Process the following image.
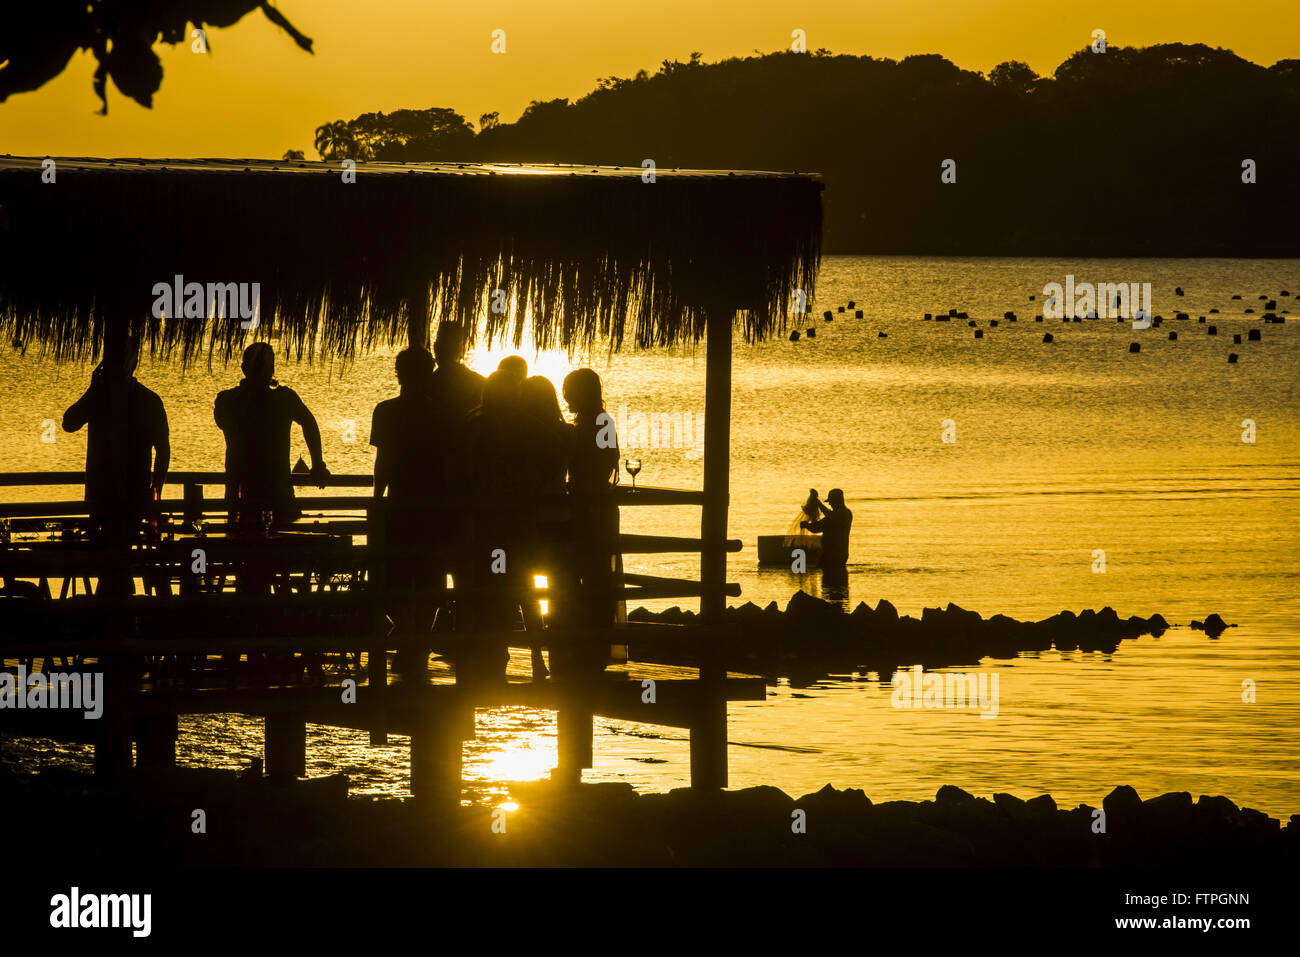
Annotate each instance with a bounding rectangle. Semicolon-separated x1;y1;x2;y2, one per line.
624;458;642;489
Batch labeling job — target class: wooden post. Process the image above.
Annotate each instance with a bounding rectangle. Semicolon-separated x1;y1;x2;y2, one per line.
700;303;733;624
410;702;461;810
135;715;177;768
264;715;306;782
93;654;133;781
692;303;732;789
555;696;593;786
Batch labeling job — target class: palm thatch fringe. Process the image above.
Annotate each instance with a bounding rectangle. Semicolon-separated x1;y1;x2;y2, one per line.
0;158;822;365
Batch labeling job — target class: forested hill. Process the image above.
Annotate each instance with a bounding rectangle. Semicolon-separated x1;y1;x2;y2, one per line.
310;45;1300;256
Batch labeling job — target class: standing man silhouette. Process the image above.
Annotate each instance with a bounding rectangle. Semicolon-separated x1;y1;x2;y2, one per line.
370;346;443;672
802;487;852;587
63;337;170;596
214;342;329;534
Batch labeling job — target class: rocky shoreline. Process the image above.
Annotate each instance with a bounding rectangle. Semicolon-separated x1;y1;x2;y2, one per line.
4;766;1292;867
627;592;1199;678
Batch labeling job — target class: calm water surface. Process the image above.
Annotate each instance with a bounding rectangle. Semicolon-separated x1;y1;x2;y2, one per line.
3;257;1298;815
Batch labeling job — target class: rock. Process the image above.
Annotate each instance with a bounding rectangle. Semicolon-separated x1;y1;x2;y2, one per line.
1146;613;1168;634
1195;794;1241;829
993;792;1027;813
1103;785;1142;818
1025;794;1057;815
936;784;977;805
785;589;840;624
1145;791;1193;814
874;598;899;625
878;331;888;338
1202;613;1228;638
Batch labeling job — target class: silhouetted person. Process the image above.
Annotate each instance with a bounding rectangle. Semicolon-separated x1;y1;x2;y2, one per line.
214;342;329;534
802;487;852;586
371;346;443;671
560;368;620;674
426;323;486;629
519;374;571;678
497;354;528;386
63;341;169;596
462;370;533;678
430;323;487;420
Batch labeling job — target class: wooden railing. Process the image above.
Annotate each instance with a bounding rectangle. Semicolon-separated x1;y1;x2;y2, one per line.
0;472;740;605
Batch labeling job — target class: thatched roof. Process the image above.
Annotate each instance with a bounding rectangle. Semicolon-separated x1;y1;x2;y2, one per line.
0;156;822;365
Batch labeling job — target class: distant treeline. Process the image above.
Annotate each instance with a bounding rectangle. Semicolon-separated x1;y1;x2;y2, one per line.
304;45;1300;256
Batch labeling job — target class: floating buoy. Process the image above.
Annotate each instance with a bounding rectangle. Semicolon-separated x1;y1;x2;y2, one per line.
789;330;800;341
1282;290;1292;296
956;312;969;320
854;310;863;318
1258;294;1268;300
1004;311;1016;320
1200;315;1208;322
1175;287;1184;295
806;327;816;338
968;320;977;327
1208;309;1218;314
1208;326;1217;335
1043;333;1054;343
823;310;833;320
1265;300;1277;310
1244;308;1255;314
878;331;888;338
1029;294;1036;300
924;312;932;320
837;306;845;313
1169;331;1178;340
936;314;950;322
990;320;999;327
1228;353;1238;363
847;300;856;309
1233;333;1242;344
1176;312;1189;320
949;309;958;316
1129;342;1141;353
974;329;983;338
1231;294;1242;300
1248;328;1261;341
1035;316;1043;322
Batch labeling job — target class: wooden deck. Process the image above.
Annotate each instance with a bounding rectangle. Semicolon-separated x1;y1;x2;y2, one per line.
0;472;759;804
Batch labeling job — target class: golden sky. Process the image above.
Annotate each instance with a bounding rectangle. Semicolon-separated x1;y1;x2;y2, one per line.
2;0;1295;159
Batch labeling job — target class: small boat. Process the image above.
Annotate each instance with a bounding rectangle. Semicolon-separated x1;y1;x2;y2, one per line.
757;534;822;566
